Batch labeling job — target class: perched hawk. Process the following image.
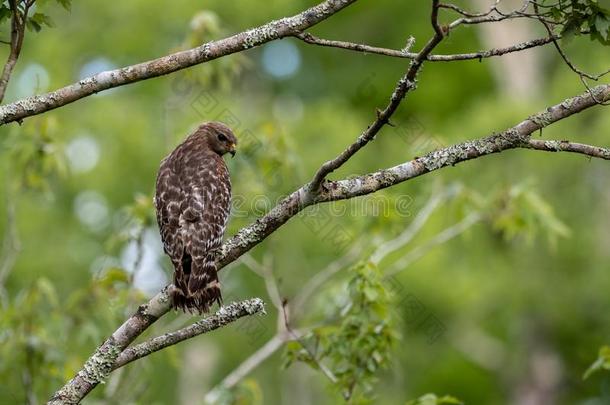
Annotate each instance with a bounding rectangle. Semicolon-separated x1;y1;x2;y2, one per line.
154;122;237;313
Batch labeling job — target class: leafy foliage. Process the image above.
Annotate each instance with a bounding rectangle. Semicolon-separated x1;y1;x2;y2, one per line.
542;0;610;44
172;10;250;92
0;0;70;33
487;181;570;246
26;12;54;32
284;262;397;402
0;275;133;400
2;117;67;193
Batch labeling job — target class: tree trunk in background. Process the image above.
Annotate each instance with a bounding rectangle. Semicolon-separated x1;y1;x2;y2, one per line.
510;322;563;405
180;344;219;404
472;0;545;99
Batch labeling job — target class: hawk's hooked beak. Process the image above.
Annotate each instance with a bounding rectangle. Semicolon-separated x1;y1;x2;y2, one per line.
228;143;236;158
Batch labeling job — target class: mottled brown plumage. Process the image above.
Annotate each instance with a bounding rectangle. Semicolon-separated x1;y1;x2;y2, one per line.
154;122;237;313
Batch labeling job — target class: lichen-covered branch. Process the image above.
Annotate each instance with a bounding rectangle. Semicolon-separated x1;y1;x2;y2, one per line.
49;294;264;404
321;85;610;201
524;139;610;159
221;84;610;264
113;298;265;370
0;0;357;125
48;288;174;404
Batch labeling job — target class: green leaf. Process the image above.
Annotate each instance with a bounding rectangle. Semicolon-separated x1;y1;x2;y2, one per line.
31;12;54;28
98;267;129;288
25;18;42;32
55;0;72;11
584;346;610;379
561;18;582;42
594;14;610;40
0;5;11;25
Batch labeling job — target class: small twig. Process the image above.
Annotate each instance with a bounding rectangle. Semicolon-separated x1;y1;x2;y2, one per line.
389;212;482;275
532;1;610;102
241;253;283;311
292;240;363;315
446;0;555;30
439;1;502;18
281;301;338;384
0;0;30;103
203;329;305;403
525;139;610;159
370;186;459;265
308;0;445;192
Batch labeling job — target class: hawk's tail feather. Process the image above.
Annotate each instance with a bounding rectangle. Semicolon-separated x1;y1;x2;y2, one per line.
170;285;222;314
170;257;222;314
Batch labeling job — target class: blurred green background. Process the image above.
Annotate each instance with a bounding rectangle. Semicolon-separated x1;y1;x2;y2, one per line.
0;0;609;404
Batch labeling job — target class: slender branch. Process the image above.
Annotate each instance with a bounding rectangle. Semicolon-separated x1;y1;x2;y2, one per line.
446;0;556;29
241;254;283;310
0;0;29;103
524;139;610;159
112;298;265;370
439;1;501;18
0;0;357;125
533;3;610;82
389;212;482;275
203;330;303;403
295;32;555;62
370;186;458;265
291;240;363;315
281;302;338;386
308;0;445;191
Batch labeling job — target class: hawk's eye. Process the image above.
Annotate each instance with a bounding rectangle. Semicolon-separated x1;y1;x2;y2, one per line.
217;133;228;142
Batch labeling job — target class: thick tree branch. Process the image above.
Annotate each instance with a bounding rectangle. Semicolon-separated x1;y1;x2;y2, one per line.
0;0;357;125
221;84;610;267
112;298;265;370
321;86;610;201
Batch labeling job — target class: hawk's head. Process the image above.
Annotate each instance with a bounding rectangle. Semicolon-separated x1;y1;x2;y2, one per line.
199;121;238;157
